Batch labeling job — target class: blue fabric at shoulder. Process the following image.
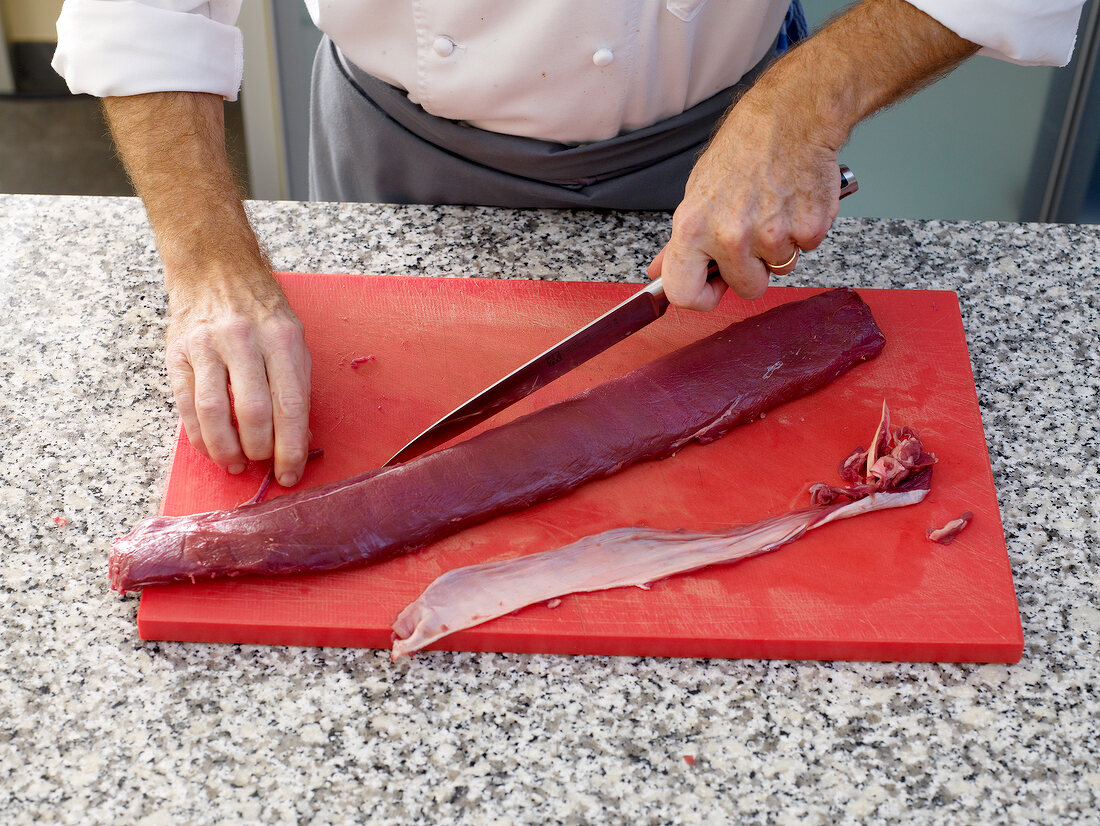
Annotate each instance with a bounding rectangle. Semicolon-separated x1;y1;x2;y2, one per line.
776;0;810;53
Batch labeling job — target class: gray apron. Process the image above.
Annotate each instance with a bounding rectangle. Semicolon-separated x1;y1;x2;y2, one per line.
308;5;806;210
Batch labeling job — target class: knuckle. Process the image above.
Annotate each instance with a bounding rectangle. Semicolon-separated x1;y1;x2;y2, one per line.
200;431;235;463
741;277;768;301
194;392;229;420
795;220;830;251
758;221;788;251
265;318;306;352
241;439;273;462
184;326;216;353
233;395;271;425
670;206;709;246
273;389;309;420
221;318;257;349
279;445;309;469
712;222;747;256
664;279;708;312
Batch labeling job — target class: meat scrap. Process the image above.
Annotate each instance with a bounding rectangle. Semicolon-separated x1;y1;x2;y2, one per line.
110;288;885;593
808;400;936;506
927;511;973;544
391;404;932;659
242;448;326;506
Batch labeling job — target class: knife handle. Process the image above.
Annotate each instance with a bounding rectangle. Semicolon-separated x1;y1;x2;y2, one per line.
839;164;858;199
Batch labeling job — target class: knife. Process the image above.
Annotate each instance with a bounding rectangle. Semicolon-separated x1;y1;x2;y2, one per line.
383;164;859;466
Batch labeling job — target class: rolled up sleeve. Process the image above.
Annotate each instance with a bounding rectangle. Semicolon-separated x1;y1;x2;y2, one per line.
52;0;245;100
905;0;1085;66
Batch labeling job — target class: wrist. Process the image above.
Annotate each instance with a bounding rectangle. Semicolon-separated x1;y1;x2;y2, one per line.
164;251;281;315
157;198;273;294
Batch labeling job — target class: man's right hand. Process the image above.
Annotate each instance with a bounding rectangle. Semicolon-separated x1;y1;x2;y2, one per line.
651;0;979;311
166;268;311;487
103;91;314;488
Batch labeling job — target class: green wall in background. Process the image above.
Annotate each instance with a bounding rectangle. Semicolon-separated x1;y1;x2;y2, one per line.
804;2;1061;221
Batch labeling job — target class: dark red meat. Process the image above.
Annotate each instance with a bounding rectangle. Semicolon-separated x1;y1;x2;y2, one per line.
109;288;885;592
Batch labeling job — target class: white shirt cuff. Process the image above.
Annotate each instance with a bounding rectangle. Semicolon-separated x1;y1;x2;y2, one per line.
904;0;1084;66
52;0;244;100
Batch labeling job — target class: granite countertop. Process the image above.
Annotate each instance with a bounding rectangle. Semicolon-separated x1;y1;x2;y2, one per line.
1;194;1096;824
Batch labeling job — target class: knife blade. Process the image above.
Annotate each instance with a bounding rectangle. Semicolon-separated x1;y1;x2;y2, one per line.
382;164;858;467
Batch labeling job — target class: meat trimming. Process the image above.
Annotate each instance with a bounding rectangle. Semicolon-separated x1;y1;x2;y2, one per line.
390;402;935;659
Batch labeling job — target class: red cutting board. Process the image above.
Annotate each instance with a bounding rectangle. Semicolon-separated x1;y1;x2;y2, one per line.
136;274;1023;663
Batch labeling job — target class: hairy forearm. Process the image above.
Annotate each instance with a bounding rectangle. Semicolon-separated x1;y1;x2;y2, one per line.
102;92;311;486
740;0;979;149
102;92;273;303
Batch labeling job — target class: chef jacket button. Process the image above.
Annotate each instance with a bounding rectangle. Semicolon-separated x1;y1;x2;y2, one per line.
433;35;456;57
592;47;614;67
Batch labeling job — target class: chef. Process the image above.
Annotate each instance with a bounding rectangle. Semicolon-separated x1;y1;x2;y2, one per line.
52;0;1082;490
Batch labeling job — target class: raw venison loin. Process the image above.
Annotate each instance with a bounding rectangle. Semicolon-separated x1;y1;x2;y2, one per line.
110;288;886;592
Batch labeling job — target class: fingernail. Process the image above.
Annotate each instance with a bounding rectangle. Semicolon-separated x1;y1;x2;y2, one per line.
229;463;246;475
279;473;298;487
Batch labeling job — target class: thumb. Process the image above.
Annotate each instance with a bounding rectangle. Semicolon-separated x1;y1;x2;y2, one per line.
645;247;666;281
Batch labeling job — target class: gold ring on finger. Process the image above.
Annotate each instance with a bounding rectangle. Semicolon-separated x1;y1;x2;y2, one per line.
762;248;800;275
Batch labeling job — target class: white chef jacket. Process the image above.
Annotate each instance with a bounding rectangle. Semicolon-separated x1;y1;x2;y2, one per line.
52;0;1085;145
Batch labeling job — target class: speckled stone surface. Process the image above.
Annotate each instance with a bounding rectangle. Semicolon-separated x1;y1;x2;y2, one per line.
1;194;1097;825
